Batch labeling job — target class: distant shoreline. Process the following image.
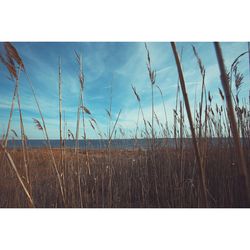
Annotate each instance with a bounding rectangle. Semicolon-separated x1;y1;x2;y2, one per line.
3;137;240;150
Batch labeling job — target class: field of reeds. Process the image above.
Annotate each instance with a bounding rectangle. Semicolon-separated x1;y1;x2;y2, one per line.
0;42;250;208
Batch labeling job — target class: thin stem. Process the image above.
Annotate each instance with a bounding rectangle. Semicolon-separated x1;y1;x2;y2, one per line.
171;42;208;207
214;42;250;203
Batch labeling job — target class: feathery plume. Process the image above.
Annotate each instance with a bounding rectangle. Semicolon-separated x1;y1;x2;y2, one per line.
33;118;43;131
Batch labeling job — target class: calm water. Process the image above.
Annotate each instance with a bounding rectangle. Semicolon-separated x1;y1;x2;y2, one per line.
4;138;231;150
6;138;173;149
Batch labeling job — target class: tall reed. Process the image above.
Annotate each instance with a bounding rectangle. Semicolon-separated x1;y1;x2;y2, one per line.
214;42;250;204
192;45;206;139
58;57;63;166
24;58;66;206
171;42;208;207
0;143;35;207
74;51;84;207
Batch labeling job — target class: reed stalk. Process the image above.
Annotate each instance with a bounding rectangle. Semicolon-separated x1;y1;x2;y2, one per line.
58;57;63;167
0;143;35;207
75;52;84;207
214;42;250;203
145;43;160;206
156;85;169;138
192;45;206;139
24;71;66;206
16;76;30;185
171;42;208;207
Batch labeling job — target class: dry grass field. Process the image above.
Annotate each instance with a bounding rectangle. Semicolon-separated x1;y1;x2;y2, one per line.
0;42;250;208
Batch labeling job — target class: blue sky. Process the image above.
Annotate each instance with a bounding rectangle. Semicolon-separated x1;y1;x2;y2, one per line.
0;42;249;139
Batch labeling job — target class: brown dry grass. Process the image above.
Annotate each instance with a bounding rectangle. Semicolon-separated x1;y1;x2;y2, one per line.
0;143;249;208
1;42;250;208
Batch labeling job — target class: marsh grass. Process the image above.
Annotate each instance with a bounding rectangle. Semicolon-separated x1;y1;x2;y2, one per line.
0;42;250;208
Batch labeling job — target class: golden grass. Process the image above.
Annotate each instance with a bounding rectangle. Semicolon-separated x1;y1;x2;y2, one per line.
1;42;250;208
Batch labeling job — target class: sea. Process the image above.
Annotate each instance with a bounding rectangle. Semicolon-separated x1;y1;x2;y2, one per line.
4;138;232;150
6;138;174;150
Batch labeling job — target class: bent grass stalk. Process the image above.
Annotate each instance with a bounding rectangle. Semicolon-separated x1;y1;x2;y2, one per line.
24;71;66;206
0;143;35;207
171;42;208;207
214;42;250;203
16;74;30;185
